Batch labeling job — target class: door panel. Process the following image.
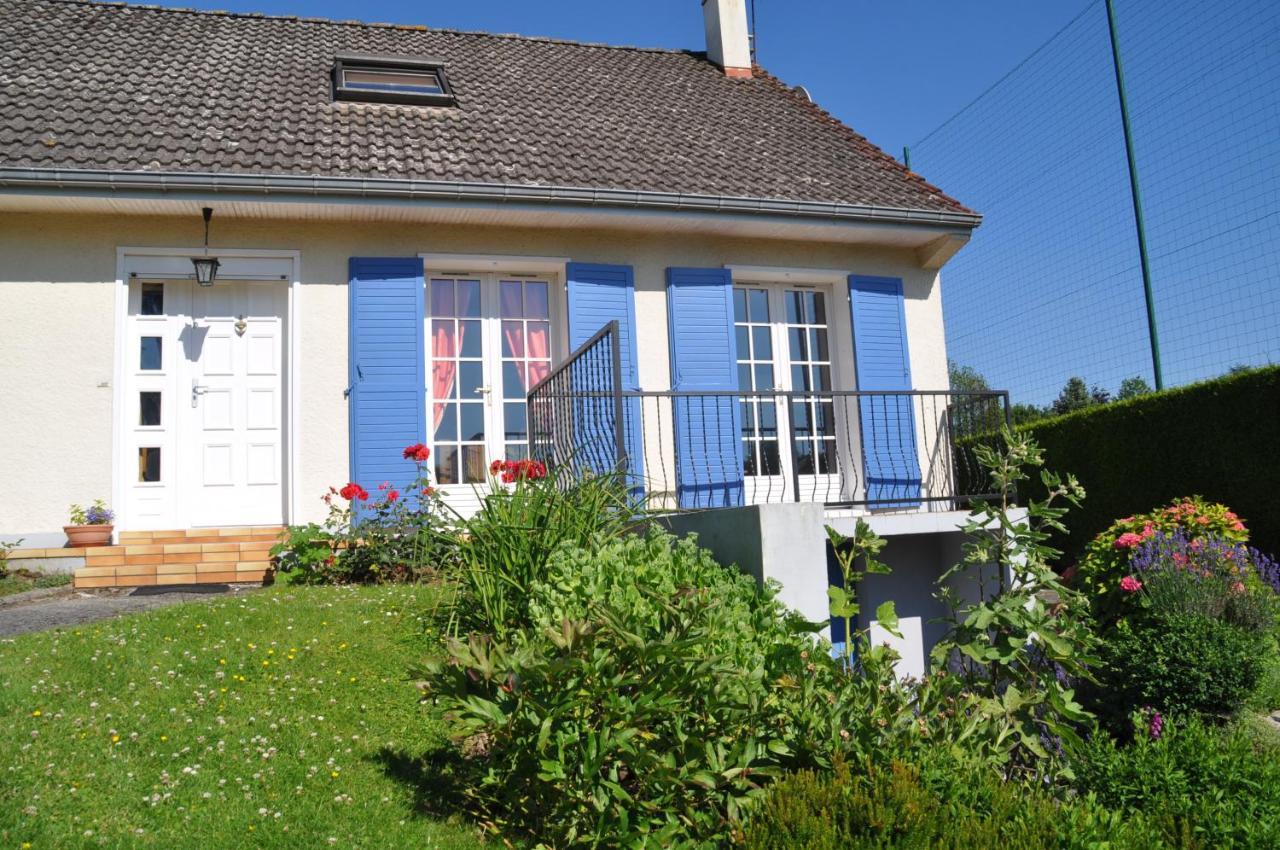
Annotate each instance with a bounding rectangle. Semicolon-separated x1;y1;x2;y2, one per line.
184;281;286;527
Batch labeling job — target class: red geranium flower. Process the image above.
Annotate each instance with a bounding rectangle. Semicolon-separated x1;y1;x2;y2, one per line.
386;489;400;504
403;443;430;462
338;482;369;501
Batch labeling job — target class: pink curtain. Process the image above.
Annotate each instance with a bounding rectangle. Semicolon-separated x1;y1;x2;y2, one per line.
501;321;552;392
431;284;473;432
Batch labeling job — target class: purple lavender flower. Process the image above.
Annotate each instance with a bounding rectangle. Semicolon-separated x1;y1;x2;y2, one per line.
84;504;114;525
1148;710;1164;740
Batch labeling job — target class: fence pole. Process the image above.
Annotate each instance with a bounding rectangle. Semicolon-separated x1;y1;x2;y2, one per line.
1105;0;1164;390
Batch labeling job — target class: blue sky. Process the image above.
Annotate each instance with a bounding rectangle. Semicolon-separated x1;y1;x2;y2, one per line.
163;0;1085;157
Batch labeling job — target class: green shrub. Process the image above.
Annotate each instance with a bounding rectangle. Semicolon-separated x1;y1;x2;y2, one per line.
449;468;637;635
418;529;921;848
744;755;1158;850
1085;610;1265;731
1071;717;1280;848
1017;365;1280;565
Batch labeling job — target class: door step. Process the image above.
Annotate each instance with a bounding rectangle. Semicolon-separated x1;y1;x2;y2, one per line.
73;526;284;589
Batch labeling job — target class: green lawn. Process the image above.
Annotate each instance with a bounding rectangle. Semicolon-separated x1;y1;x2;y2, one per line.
0;584;484;849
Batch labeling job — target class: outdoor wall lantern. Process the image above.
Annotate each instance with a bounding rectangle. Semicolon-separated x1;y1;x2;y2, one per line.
191;207;220;286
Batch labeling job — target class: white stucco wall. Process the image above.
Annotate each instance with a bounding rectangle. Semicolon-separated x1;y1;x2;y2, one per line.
0;210;951;538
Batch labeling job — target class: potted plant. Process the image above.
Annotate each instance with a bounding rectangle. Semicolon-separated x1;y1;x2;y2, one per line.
65;500;115;547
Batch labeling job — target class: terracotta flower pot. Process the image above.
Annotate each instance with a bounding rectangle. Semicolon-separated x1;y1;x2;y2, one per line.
64;524;114;548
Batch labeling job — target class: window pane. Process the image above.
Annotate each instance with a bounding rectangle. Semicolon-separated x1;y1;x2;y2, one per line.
748;289;769;322
458;361;484;398
817;439;836;474
505;443;529;461
502;321;525;358
500;281;523;318
791;365;810;392
788;327;807;361
503;361;527;398
460;403;485;441
432;360;458;399
792;401;811;434
504;402;527;440
459;320;482;357
735;325;749;356
742;445;757;477
525;282;549;319
737;363;752;391
753;364;774;391
139;391;161;426
138;447;161;482
526;362;550;387
794;440;814;474
456;280;480;317
527;322;550;359
433;404;457;441
141;283;164;316
801;291;817;323
812;292;827;325
434;445;458;485
814;365;831;391
140;336;162;370
733;288;747;322
758;401;777;436
752;326;772;360
760;440;781;475
786;292;802;324
740;401;756;434
462;445;487;483
430;279;455;317
810;328;829;362
344;67;443;94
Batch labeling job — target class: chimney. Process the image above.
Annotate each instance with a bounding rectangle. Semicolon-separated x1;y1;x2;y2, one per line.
702;0;753;78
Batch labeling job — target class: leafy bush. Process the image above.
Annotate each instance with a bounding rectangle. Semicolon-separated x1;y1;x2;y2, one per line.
1071;717;1280;848
419;529;925;847
272;444;456;584
1076;496;1250;622
1086;610;1266;732
744;754;1157;850
1017;365;1280;564
447;467;637;636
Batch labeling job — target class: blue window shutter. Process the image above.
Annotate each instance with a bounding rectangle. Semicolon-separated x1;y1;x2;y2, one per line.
666;267;744;508
348;258;426;512
565;263;644;486
849;275;921;506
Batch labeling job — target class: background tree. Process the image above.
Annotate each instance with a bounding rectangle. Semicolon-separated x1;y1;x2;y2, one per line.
1051;376;1094;415
1116;376;1153;400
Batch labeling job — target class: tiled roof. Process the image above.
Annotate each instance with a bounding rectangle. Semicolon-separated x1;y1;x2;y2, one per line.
0;0;973;216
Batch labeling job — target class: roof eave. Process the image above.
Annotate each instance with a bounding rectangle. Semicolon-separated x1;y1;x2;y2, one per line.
0;167;983;229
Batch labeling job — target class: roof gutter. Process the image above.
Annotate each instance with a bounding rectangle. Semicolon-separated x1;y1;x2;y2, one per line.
0;167;982;229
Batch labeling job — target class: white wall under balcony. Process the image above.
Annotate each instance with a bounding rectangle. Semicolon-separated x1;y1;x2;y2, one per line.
659;504;1022;677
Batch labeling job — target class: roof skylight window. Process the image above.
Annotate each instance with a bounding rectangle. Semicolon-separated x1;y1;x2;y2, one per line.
333;54;456;106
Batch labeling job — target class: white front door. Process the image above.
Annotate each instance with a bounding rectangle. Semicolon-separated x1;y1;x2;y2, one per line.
121;277;286;530
183;281;286;527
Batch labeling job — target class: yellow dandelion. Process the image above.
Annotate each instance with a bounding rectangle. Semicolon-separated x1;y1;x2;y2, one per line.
160;735;168;742
349;677;357;683
219;659;226;665
262;660;270;667
31;710;42;717
111;734;120;743
331;770;339;778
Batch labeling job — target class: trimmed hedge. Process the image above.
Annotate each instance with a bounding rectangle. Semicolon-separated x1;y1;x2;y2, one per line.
1018;366;1280;563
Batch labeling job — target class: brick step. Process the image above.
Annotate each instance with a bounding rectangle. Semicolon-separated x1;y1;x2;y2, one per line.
73;528;284;589
117;526;284;544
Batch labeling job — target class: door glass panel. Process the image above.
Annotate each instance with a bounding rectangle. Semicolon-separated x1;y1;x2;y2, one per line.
735;287;775;478
138;447;161;482
139;391;161;426
496;280;553;459
140;336;162;370
141;283;164;316
785;289;834;474
429;278;487;482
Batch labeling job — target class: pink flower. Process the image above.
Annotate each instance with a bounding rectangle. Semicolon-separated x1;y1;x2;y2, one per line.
1141;523;1155;538
1114;532;1143;549
1120;576;1143;593
1231;581;1246;594
1232;520;1246;531
385;489;399;504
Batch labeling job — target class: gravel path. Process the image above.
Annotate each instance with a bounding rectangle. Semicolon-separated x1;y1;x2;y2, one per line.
0;584;262;638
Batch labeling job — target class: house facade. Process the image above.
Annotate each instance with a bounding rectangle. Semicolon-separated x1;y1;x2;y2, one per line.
0;0;1004;669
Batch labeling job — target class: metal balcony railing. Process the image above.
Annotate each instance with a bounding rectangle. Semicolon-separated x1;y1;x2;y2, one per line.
527;322;1011;512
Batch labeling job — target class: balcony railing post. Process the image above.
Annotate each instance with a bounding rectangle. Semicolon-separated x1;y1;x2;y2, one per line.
785;393;800;502
608;320;627;475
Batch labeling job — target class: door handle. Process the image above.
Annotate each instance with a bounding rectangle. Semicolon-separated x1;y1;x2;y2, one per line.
191;380;209;407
